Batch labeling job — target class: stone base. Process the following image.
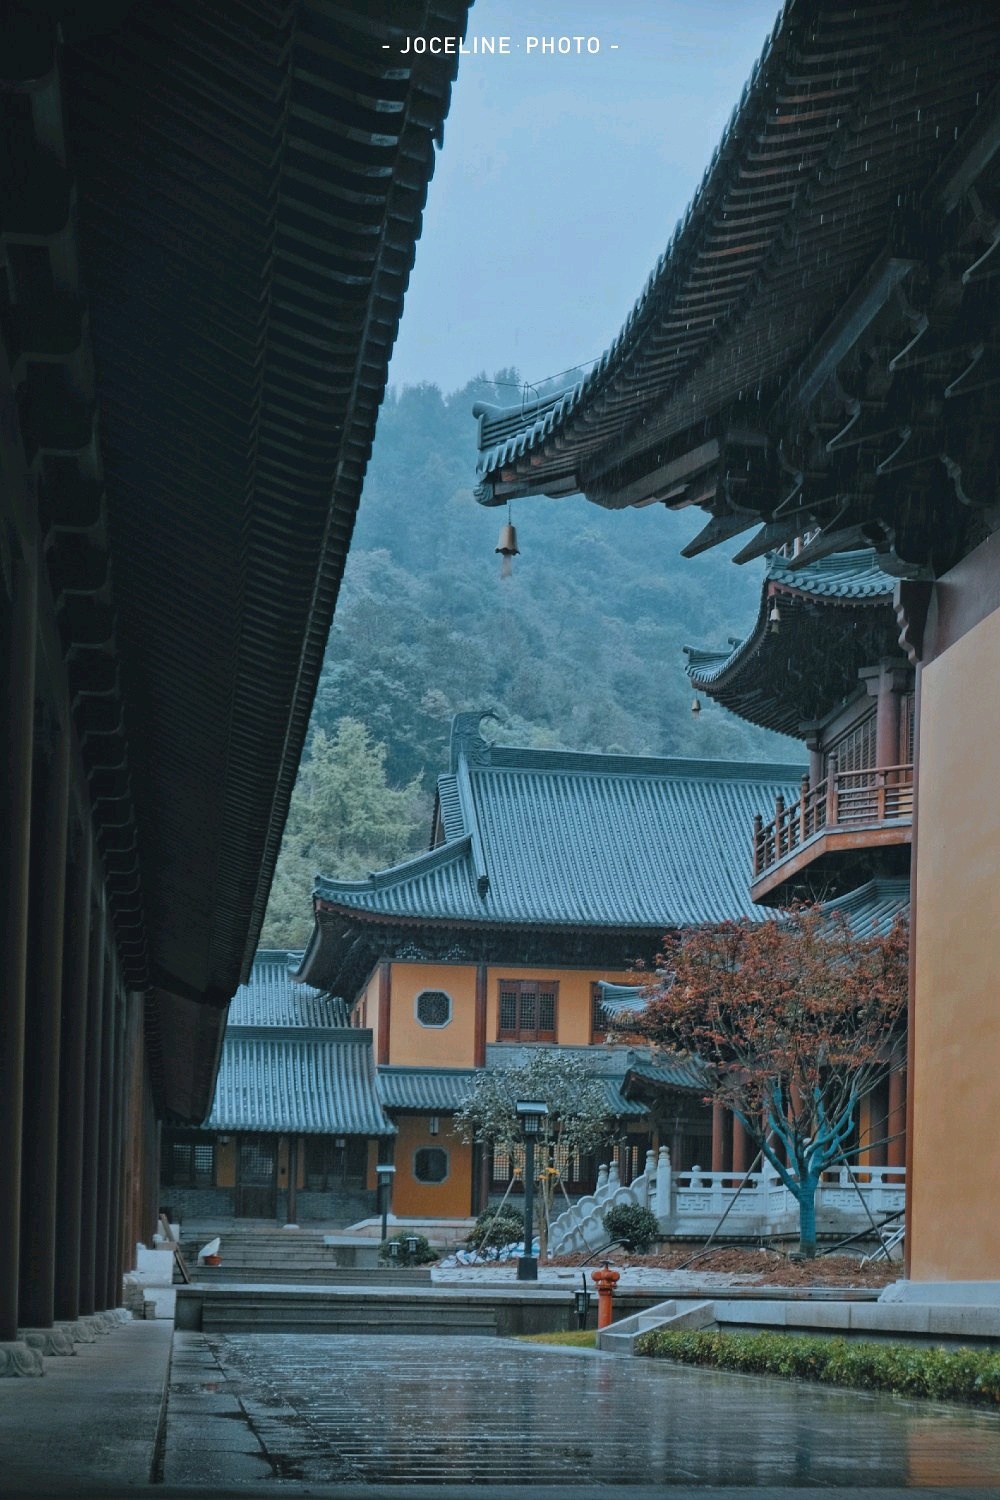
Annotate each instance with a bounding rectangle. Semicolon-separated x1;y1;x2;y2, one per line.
880;1279;1000;1306
107;1306;131;1324
19;1326;77;1356
80;1313;113;1335
0;1340;46;1376
55;1318;98;1344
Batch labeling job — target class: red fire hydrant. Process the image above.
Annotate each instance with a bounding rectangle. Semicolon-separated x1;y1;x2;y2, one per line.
591;1265;620;1329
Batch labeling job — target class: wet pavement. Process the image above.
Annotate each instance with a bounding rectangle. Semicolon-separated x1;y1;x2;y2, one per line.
163;1331;1000;1490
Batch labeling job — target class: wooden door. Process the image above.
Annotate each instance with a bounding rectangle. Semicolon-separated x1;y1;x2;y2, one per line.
235;1134;277;1218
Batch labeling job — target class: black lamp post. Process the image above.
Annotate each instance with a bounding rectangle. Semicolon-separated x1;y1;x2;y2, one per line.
515;1099;549;1282
376;1163;395;1242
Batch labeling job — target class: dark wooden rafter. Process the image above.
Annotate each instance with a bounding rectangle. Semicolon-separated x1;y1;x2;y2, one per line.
0;1;469;1120
475;3;1000;582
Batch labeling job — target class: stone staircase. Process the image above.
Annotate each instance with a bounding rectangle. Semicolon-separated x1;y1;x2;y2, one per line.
177;1225;398;1283
596;1298;716;1354
186;1287;499;1337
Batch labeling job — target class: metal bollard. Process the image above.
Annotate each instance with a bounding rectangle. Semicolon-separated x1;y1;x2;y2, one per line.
591;1265;620;1329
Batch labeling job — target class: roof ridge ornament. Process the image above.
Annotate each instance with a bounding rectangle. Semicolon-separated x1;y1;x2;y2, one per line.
449;710;500;772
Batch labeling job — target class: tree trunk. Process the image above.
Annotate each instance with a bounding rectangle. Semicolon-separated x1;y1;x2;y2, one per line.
797;1177;818;1258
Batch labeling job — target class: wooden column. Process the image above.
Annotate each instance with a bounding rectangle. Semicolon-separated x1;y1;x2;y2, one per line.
78;902;106;1315
0;560;38;1345
54;815;93;1322
376;961;391;1066
107;984;128;1308
887;1065;907;1170
287;1136;299;1225
474;964;488;1067
94;963;118;1311
731;1114;750;1175
19;703;71;1331
711;1103;727;1173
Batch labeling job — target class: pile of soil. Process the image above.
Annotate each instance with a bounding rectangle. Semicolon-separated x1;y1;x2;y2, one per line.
547;1246;899;1287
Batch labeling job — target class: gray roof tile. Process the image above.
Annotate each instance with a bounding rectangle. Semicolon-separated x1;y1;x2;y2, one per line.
206;1033;393;1136
227;950;349;1028
376;1069;478;1112
316;740;802;931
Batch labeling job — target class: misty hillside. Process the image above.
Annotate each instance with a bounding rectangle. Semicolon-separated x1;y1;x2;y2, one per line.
319;374;801;778
261;375;802;945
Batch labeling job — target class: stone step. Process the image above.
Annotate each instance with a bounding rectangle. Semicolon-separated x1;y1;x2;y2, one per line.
200;1299;496;1336
597;1298;716;1354
190;1266;432;1285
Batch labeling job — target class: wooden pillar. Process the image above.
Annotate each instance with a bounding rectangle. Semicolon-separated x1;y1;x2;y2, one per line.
377;961;391;1066
731;1114;750;1175
474;964;487;1068
887;1065;907;1170
94;962;118;1311
19;702;71;1331
106;985;128;1308
78;901;106;1315
287;1136;299;1225
0;560;38;1345
54;815;93;1322
711;1103;727;1173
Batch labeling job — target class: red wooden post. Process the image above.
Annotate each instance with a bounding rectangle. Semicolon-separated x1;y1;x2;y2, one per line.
774;794;785;857
592;1266;620;1329
752;813;763;876
825;754;838;826
799;774;810;845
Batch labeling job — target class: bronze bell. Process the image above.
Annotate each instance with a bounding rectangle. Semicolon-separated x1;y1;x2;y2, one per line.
768;600;782;634
495;520;520;578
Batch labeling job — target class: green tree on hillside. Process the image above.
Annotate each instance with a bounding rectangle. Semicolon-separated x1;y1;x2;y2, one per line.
261;718;426;947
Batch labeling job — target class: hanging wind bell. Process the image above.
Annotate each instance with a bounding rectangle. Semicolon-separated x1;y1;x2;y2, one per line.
495;505;519;579
768;599;782;634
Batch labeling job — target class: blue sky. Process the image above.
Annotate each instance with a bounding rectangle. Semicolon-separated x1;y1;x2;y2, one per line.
387;0;783;396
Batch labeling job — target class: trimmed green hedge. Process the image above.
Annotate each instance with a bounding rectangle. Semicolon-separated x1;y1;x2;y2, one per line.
635;1329;1000;1407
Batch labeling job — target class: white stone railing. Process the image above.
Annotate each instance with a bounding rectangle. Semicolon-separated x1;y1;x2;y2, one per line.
547;1150;905;1255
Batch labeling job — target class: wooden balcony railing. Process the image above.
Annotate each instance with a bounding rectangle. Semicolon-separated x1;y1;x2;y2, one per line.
753;761;914;880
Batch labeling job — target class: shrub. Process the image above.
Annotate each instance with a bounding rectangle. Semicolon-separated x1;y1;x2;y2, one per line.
465;1206;525;1256
602;1202;660;1253
377;1232;437;1267
634;1329;1000;1408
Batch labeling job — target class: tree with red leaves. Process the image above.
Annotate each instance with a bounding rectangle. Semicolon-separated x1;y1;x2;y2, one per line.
630;904;909;1257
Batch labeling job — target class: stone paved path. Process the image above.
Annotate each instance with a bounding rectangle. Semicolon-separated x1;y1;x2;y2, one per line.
164;1332;1000;1489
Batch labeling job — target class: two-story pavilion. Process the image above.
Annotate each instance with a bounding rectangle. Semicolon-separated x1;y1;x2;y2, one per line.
0;0;468;1374
296;714;802;1220
471;2;1000;1291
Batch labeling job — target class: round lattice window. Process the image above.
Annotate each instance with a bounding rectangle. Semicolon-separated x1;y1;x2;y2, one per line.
415;989;451;1027
414;1147;448;1184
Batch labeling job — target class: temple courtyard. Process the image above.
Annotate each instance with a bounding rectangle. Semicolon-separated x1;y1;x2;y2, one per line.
4;1319;1000;1497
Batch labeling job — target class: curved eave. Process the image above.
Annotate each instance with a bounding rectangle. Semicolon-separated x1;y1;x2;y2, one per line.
473;3;1000;527
685;555;899;738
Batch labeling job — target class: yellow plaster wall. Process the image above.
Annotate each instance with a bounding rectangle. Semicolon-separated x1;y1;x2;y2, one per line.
484;966;637;1046
361;968;381;1050
387;962;478;1066
391;1116;473;1218
910;606;1000;1281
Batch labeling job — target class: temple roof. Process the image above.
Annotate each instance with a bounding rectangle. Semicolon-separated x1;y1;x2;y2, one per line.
376;1068;478;1113
685;550;902;736
227;951;348;1030
301;722;803;992
2;4;467;1121
205;1032;394;1136
473;2;1000;579
820;877;910;937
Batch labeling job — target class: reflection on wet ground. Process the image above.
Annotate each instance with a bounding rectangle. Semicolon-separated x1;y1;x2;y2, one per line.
163;1331;1000;1489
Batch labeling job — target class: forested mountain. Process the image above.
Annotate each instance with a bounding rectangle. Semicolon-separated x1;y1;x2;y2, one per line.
261;374;802;945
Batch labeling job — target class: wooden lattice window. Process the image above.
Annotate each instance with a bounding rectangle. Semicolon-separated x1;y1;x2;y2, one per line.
304;1137;366;1190
497;979;557;1042
899;693;916;764
591;983;609;1043
831;710;876;772
415;989;451;1028
164;1138;215;1188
